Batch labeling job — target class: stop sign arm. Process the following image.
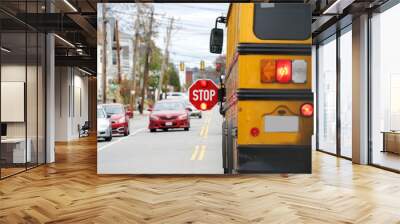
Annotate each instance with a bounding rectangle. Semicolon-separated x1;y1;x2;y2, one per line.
189;79;220;111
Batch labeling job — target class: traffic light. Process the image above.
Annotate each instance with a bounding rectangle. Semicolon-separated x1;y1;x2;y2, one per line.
200;60;205;71
180;62;185;71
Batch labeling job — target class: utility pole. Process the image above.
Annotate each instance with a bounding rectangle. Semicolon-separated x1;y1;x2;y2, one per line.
200;60;205;79
101;3;108;103
158;17;174;100
115;20;122;84
130;6;141;111
140;8;154;114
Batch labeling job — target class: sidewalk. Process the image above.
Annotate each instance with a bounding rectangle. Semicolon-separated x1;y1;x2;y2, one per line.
133;110;150;116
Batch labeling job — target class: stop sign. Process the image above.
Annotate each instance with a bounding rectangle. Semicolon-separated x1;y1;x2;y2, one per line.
189;79;219;111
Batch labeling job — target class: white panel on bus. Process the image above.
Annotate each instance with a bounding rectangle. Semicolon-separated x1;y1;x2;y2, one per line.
264;115;299;132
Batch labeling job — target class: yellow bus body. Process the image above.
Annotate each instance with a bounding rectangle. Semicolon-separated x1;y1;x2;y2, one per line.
222;3;313;173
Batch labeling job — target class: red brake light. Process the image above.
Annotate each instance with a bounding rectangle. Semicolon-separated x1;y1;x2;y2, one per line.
300;103;313;117
250;127;260;137
276;60;292;83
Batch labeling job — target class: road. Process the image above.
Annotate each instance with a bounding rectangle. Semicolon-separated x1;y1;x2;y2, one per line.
98;108;224;174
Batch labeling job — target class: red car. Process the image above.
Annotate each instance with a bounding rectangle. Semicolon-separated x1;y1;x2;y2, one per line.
102;103;130;136
125;105;134;118
148;100;190;132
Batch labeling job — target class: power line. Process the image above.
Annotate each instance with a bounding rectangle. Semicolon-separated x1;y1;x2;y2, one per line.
107;10;215;29
155;4;228;13
170;51;220;60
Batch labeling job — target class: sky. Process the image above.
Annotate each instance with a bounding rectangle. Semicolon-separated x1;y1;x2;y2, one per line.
106;3;229;69
153;4;228;68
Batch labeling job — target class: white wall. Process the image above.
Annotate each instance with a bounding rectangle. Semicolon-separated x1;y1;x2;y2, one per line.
1;65;28;138
55;67;69;141
55;67;89;141
46;32;55;163
72;73;89;138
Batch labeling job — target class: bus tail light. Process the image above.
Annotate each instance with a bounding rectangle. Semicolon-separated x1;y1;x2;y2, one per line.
250;127;260;137
275;60;292;83
292;60;307;83
260;59;276;83
300;103;313;117
260;59;307;84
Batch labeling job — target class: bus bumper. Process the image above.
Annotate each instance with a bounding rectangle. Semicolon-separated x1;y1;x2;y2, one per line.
236;145;311;173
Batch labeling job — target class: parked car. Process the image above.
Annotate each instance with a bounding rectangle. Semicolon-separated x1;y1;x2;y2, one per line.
102;103;130;136
184;100;202;118
148;100;190;132
97;106;112;141
125;105;134;118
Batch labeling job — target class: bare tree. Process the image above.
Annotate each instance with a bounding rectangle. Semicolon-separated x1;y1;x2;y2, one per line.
158;17;174;99
130;4;142;111
139;8;154;114
101;3;108;103
115;20;122;84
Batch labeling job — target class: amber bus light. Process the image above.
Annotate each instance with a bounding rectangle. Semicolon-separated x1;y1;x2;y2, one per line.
260;59;276;83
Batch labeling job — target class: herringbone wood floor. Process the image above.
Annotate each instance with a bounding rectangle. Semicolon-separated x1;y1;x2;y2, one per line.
1;136;400;224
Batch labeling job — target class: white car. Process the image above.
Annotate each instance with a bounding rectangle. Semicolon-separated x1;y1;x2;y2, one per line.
166;92;186;100
184;100;202;118
97;106;112;141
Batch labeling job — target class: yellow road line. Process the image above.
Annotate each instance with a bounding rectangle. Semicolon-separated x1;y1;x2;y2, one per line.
203;124;209;139
200;126;205;137
191;145;200;160
199;111;212;138
198;145;206;160
201;114;212;139
200;118;209;137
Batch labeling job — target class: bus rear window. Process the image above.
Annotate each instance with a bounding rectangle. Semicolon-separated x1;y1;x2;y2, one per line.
253;3;311;40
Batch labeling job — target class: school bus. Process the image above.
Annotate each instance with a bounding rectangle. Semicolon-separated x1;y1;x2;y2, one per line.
210;3;313;173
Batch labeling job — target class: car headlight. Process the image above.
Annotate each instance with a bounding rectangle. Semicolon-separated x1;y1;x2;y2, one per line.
97;122;109;130
150;115;159;120
178;114;188;120
118;117;125;123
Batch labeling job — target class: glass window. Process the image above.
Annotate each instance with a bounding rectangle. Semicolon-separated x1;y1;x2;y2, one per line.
339;29;352;158
371;3;400;171
103;104;124;115
0;1;46;179
317;37;337;154
153;101;185;111
253;3;311;40
97;108;107;118
1;31;28;178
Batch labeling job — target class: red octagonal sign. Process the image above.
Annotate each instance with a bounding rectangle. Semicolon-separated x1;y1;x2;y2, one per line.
189;79;219;111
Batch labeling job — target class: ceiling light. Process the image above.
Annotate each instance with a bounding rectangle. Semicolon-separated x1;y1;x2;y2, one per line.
63;0;78;12
323;0;354;15
1;47;11;53
78;67;93;76
54;34;75;48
